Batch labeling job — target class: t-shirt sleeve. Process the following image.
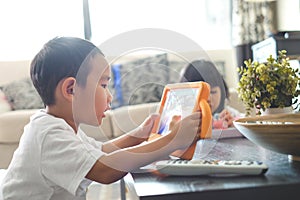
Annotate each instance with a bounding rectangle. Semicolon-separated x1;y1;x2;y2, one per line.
77;128;103;149
40;128;105;196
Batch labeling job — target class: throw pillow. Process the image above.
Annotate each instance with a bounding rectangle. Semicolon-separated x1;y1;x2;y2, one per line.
110;53;169;108
0;89;11;113
168;60;187;84
0;78;44;110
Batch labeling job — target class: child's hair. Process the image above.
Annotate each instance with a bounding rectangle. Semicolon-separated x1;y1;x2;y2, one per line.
30;37;103;106
179;59;227;113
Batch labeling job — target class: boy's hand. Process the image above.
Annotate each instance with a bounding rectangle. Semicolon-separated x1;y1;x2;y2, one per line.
137;113;160;140
169;112;201;150
169;115;181;130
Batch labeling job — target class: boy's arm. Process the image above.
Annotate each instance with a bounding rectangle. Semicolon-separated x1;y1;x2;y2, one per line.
86;112;201;184
101;114;159;153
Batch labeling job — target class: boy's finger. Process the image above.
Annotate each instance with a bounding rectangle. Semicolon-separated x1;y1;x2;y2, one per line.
172;115;181;121
190;111;201;119
149;113;160;120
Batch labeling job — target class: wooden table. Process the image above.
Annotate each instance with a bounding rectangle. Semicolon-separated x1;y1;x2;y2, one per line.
124;137;300;200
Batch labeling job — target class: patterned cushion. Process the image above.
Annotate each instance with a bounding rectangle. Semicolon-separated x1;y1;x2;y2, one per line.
168;60;187;84
0;89;11;113
0;78;44;110
110;53;169;108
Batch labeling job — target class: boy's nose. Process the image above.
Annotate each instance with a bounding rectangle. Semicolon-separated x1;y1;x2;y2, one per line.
106;89;113;109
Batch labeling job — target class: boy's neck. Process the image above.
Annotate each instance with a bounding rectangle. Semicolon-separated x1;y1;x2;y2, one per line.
46;105;77;133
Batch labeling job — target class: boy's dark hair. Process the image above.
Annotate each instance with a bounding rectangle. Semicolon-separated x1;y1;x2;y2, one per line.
30;37;103;106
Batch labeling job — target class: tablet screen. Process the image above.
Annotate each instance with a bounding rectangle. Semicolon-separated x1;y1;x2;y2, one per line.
158;87;199;135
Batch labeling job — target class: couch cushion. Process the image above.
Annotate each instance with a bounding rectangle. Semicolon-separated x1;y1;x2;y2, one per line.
0;144;19;169
0;90;11;114
0;109;38;143
110;102;159;138
0;78;44;110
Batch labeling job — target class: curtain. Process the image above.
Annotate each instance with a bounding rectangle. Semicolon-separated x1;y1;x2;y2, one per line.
232;0;277;69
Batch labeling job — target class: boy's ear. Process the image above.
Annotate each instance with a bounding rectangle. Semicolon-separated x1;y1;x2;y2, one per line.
61;77;76;101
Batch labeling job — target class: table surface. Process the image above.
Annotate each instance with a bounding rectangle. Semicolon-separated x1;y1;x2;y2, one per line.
124;137;300;200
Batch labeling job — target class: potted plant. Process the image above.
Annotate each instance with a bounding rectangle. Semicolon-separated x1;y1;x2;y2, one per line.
237;50;300;116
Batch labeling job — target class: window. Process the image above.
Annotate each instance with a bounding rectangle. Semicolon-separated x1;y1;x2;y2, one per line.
89;0;232;51
0;0;232;61
0;0;84;61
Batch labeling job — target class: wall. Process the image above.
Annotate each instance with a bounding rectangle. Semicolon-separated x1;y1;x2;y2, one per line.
0;60;30;85
206;49;238;89
277;0;300;31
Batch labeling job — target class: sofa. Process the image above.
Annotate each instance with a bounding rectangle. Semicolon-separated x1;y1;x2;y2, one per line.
0;51;246;169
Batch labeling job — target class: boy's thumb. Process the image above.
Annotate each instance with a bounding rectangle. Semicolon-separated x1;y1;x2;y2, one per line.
149;113;160;121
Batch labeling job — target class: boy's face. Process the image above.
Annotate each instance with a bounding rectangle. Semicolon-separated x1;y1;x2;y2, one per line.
73;54;112;126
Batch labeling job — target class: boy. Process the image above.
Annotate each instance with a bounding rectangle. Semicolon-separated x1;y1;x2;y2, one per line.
1;37;201;200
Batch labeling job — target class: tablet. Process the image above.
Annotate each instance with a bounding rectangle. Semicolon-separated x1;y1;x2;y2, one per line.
149;81;212;160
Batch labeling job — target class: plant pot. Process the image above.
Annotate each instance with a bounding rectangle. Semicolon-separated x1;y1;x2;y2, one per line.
261;106;293;116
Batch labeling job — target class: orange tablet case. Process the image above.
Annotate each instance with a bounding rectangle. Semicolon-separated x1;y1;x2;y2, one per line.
148;81;212;160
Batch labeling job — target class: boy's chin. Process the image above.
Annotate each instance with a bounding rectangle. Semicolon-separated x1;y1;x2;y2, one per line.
77;118;102;127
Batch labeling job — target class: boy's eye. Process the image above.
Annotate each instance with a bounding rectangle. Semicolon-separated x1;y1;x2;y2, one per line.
101;84;107;89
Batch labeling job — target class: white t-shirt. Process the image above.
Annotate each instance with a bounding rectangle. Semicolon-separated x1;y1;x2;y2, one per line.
1;110;105;200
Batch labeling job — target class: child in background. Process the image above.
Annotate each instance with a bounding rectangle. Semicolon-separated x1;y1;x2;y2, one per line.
1;37;202;200
179;59;241;129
